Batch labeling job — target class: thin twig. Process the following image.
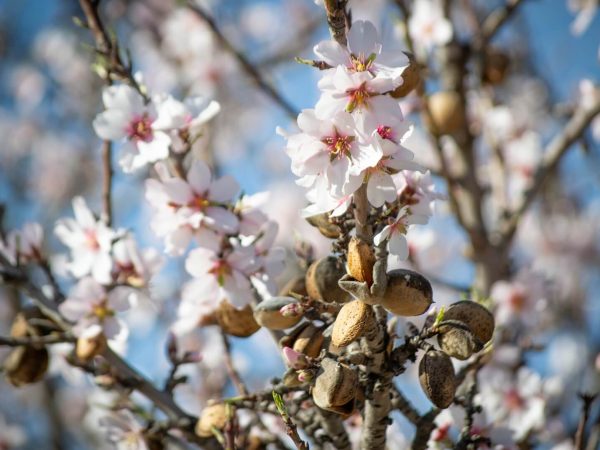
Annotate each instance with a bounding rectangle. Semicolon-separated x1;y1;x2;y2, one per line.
221;331;249;396
187;2;298;120
479;0;525;47
501;96;600;247
575;393;598;450
272;391;309;450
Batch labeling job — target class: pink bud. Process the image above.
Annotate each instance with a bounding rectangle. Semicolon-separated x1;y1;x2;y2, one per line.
297;370;313;383
280;303;304;318
282;346;308;369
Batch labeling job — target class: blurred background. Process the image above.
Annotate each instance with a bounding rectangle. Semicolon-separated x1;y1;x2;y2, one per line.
0;0;599;448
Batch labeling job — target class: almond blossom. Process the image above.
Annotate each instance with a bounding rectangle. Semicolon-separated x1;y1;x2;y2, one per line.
145;160;239;255
174;245;256;334
55;197;115;284
59;277;132;340
0;222;43;265
394;170;445;216
313;20;408;86
110;236;163;290
280;109;380;196
98;411;149;450
373;206;429;258
93;84;170;173
408;0;453;52
152;95;221;153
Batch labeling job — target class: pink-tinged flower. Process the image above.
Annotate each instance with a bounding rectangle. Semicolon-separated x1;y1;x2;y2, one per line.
99;411;149;450
280;109;381;196
111;236;163;289
478;366;547;442
152;95;221;153
59;277;132;339
408;0;453;52
315;67;402;129
235;192;271;237
490;271;548;328
0;222;44;265
301;177;353;218
373;206;428;259
93;85;170;173
314;20;408;87
54;197;115;283
394;170;445;217
145;160;239;255
174;245;256;335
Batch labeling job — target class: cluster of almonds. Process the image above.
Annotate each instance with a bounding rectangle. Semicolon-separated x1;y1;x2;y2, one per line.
195;211;495;439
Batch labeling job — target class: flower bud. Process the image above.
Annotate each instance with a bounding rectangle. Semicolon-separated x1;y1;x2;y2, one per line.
282;368;304;388
482;47;510;85
306;256;352;304
282;346;309;369
347;237;375;286
331;300;374;348
195;402;228;438
419;350;456;409
380;269;433;316
253;297;303;330
297;369;314;383
280;303;304;318
215;301;260;338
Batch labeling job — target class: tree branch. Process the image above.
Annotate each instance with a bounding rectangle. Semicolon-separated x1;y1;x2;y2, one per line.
186;2;298;120
501;96;600;247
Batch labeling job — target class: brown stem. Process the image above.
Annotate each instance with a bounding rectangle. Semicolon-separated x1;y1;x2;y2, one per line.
186;2;298;120
500;96;600;247
478;0;525;47
575;394;597;450
221;331;249;396
0;334;74;347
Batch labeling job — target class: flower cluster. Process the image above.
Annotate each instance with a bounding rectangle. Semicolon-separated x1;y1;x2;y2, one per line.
55;197;163;340
149;165;286;335
93;84;219;173
280;20;441;258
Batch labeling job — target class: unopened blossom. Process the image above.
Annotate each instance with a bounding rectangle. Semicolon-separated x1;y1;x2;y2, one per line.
99;411;149;450
145;160;239;254
373;206;428;259
394;170;444;217
152;95;221;153
314;20;408;87
59;277;132;340
55;197;115;284
0;222;43;265
93;84;170;173
408;0;453;51
280;109;380;196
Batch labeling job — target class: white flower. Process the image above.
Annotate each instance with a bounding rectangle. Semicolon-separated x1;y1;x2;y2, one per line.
478;366;547;442
145;160;240;255
99;411;149;450
408;0;453;52
373;206;428;258
174;245;257;335
93;85;171;173
280;109;380;196
314;20;408;87
153;95;220;153
394;170;444;217
316;66;402;130
0;222;44;265
54;197;115;283
59;277;132;339
490;270;548;327
111;236;164;290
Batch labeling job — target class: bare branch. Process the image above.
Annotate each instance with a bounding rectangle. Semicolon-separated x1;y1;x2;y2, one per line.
186;2;298;120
